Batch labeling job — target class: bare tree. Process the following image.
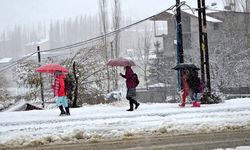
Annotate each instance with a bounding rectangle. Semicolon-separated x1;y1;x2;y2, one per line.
136;27;152;90
112;0;121;90
14;60;41;101
99;0;110;93
209;28;250;90
112;0;121;58
0;75;9;100
66;44;109;105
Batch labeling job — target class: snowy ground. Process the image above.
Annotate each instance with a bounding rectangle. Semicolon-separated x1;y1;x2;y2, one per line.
1;98;250;149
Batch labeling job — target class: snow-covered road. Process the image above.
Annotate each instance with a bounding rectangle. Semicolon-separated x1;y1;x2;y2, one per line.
1;98;250;148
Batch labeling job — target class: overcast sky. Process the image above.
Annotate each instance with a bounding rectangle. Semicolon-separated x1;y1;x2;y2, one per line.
0;0;224;32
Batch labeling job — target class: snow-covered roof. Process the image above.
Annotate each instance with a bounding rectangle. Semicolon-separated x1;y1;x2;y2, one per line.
151;10;222;23
0;57;12;63
182;10;222;23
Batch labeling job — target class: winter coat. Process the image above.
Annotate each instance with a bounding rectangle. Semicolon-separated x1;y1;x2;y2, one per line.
53;74;66;97
121;66;137;89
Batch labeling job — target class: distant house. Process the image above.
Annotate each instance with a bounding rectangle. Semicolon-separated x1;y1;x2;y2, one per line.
151;10;223;58
149;10;250;98
151;10;250;61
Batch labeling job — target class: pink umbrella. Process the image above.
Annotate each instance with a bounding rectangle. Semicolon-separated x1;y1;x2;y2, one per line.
107;58;136;67
35;63;68;73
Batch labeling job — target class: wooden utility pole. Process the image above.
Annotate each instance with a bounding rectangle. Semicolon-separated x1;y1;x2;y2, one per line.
176;0;184;91
176;0;184;64
197;0;211;95
197;0;205;83
37;46;45;108
72;61;78;107
201;0;211;95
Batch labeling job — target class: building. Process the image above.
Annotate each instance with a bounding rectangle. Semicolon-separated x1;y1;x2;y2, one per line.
151;10;250;64
149;10;250;98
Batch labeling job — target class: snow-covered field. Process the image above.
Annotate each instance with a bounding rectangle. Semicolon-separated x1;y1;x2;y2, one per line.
1;98;250;149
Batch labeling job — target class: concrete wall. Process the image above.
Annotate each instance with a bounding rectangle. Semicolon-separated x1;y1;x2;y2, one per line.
136;87;177;103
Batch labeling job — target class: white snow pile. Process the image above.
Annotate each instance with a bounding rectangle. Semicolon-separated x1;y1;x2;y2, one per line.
215;146;250;150
1;98;250;148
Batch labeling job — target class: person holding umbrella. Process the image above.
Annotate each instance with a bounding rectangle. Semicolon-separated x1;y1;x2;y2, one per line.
52;71;70;116
172;63;201;107
36;63;70;115
120;66;140;111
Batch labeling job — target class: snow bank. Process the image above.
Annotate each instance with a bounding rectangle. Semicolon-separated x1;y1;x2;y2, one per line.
215;146;250;150
1;98;250;148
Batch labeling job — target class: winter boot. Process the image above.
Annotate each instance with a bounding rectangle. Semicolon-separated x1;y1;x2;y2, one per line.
179;103;185;107
59;105;66;116
126;102;134;111
192;101;201;107
65;107;70;115
135;102;140;109
196;101;201;107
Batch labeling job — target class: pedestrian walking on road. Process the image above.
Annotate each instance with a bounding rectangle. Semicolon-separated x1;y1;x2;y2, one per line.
52;71;70;116
120;66;140;111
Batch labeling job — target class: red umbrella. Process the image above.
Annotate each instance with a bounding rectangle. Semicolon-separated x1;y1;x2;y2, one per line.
35;63;68;73
107;58;136;67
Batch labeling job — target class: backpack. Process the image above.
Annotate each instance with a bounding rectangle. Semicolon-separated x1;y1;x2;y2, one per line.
132;73;140;87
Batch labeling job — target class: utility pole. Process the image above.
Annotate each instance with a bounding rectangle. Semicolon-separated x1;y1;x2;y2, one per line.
176;0;184;91
197;0;205;83
197;0;211;96
246;0;250;48
37;46;45;108
176;0;184;64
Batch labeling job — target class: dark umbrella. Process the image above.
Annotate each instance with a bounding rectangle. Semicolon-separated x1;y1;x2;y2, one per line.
35;63;69;73
107;58;136;67
172;63;200;70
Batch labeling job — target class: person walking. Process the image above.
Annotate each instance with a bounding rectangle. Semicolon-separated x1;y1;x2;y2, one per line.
52;71;70;116
120;66;140;111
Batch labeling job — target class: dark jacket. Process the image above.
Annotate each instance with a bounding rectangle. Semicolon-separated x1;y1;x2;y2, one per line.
188;74;200;93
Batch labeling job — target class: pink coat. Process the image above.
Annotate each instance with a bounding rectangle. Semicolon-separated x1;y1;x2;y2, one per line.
121;66;137;89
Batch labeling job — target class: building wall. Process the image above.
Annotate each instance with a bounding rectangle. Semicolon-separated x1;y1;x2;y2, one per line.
136;87;177;103
164;11;250;64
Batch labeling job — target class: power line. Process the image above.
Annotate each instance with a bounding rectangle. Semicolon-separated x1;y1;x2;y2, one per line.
0;3;185;74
